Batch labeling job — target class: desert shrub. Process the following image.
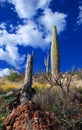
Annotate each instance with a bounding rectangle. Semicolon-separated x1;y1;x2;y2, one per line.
0;91;17;129
0;96;7;129
33;88;60;111
33;73;47;84
33;87;82;129
32;86;39;93
76;87;82;94
75;68;82;79
0;86;5;95
7;71;22;82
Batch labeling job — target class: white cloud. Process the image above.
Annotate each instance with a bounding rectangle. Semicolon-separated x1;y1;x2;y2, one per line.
16;21;50;48
8;0;52;19
77;6;82;25
0;25;25;68
0;9;67;67
0;0;67;68
0;46;24;69
37;0;52;9
8;0;37;19
0;21;50;49
0;68;10;77
0;23;6;30
0;21;49;68
39;9;67;33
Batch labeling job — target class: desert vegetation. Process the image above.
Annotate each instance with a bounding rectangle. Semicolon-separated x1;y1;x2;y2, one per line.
0;26;82;130
0;71;82;130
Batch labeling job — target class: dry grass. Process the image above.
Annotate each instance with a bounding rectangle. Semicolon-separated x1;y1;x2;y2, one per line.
0;82;22;91
32;82;45;89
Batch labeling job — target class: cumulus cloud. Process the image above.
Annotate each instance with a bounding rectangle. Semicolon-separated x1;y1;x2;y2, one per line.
0;68;10;77
0;21;48;68
16;21;50;48
0;21;49;47
39;9;67;33
0;45;25;69
0;0;67;68
37;0;52;9
77;6;82;25
8;0;52;19
0;23;6;30
0;12;67;68
0;25;25;68
8;0;37;19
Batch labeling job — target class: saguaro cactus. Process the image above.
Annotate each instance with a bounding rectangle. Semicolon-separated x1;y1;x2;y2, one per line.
44;52;49;73
51;26;60;78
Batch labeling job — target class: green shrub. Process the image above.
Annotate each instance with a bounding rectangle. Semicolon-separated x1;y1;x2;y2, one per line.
7;71;22;82
76;87;82;94
0;96;7;129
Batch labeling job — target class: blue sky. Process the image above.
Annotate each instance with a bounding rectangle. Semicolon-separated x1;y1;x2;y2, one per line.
0;0;82;77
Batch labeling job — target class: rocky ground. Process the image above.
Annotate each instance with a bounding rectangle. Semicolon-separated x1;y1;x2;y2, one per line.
4;101;59;130
0;73;82;130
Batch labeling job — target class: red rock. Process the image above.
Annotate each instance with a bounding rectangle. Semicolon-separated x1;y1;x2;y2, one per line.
6;126;12;130
4;101;59;130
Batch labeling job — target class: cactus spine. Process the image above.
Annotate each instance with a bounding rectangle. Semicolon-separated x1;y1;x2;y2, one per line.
51;26;60;77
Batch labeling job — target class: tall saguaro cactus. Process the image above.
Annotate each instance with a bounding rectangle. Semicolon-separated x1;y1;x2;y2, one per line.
51;26;60;78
